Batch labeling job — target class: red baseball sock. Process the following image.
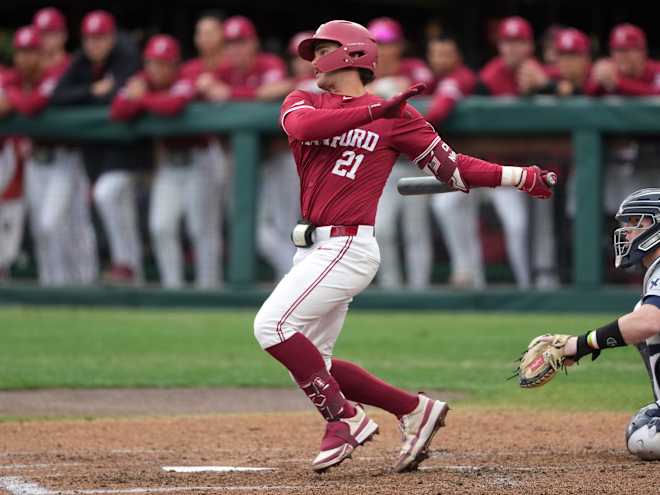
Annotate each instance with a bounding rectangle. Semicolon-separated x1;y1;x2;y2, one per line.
330;358;419;418
266;332;356;420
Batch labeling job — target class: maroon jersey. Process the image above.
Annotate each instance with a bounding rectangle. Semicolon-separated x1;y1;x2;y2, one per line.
216;53;287;99
479;56;544;96
0;61;65;116
180;57;224;81
585;59;660;96
280;90;448;226
426;64;477;124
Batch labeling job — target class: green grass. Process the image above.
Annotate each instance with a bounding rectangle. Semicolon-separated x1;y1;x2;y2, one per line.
0;306;653;411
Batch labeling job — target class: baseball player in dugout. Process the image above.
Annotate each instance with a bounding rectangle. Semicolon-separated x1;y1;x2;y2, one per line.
478;16;559;289
4;10;98;287
367;17;435;289
181;11;225;84
253;20;555;473
425;36;487;288
256;32;314;282
529;28;593;96
51;10;150;286
111;35;224;289
520;189;660;459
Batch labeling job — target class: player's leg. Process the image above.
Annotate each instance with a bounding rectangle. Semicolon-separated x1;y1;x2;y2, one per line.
149;164;185;288
431;191;485;288
25;159;56;286
254;234;380;471
0;199;25;278
40;149;79;285
256;151;297;281
65;151;98;285
401;192;432;289
185;145;222;289
375;162;405;288
93;170;142;283
489;188;531;289
640;334;660;401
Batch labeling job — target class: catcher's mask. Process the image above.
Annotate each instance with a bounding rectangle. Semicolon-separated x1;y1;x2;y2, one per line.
614;188;660;268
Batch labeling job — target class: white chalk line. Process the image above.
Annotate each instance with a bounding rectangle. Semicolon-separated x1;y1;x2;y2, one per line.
162;466;274;473
0;476;50;495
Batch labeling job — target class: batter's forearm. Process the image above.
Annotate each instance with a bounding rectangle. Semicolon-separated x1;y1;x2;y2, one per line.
455;154;503;188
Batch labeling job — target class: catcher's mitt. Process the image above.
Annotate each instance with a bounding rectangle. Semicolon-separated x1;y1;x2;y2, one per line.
514;334;572;388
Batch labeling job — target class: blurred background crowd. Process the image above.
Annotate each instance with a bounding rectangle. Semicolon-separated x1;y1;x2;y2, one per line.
0;1;658;290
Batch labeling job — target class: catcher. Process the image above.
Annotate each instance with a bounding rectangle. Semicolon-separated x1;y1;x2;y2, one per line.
517;188;660;459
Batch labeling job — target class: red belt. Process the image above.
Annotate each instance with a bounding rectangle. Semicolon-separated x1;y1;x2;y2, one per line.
330;225;361;237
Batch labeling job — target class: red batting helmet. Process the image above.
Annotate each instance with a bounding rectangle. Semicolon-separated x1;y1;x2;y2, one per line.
13;26;41;50
298;20;377;75
610;23;646;51
144;35;180;62
33;7;67;34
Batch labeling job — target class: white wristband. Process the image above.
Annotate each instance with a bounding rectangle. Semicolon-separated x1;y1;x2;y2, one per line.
501;166;524;187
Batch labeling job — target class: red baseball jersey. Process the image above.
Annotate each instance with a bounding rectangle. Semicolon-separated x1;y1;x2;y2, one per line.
180;57;224;81
479;56;546;96
426;64;477;124
280;90;444;226
0;60;66;116
585;59;660;96
215;53;287;99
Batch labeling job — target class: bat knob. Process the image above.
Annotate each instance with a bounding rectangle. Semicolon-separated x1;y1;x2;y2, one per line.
544;172;557;187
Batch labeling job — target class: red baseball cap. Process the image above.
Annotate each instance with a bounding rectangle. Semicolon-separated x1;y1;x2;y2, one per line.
498;16;533;41
82;10;116;36
144;34;180;62
367;17;404;44
554;28;590;55
223;16;257;41
609;23;646;51
288;31;314;56
13;26;42;50
33;7;67;33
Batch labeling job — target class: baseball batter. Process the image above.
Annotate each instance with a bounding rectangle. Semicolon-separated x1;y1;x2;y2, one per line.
112;35;223;289
521;188;660;459
253;20;554;473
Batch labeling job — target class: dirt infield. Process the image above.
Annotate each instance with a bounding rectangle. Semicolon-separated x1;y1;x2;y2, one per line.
0;389;658;494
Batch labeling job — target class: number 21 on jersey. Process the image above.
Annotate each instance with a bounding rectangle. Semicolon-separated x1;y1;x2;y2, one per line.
331;150;364;180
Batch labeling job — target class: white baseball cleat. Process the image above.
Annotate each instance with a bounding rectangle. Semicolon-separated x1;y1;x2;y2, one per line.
312;405;379;473
394;394;449;472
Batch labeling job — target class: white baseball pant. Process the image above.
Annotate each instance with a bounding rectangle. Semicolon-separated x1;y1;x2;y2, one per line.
431;188;530;289
375;161;432;289
254;226;379;369
0;199;25;273
94;170;142;282
256;150;299;281
26;147;98;286
149;142;225;289
431;191;485;289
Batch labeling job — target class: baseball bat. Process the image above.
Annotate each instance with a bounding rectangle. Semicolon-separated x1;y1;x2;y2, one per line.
397;172;558;196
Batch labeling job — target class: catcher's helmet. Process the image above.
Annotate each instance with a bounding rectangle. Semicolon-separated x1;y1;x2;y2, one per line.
614;188;660;268
626;401;660;460
297;20;377;75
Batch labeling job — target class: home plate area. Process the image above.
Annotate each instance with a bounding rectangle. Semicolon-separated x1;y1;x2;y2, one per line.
0;409;657;494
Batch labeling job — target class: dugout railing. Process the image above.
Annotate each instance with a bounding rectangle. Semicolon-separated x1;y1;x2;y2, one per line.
2;96;659;292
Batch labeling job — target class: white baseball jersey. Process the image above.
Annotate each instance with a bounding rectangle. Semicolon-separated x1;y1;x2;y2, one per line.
636;257;660;400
